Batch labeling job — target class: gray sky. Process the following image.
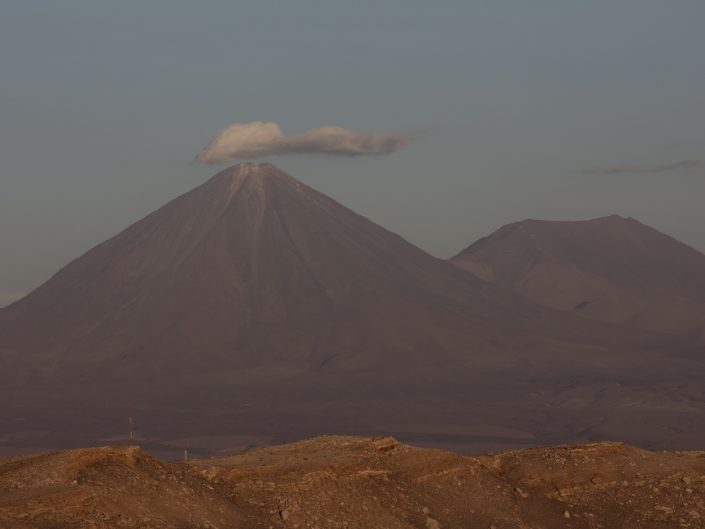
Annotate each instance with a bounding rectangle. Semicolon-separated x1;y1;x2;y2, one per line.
2;0;705;306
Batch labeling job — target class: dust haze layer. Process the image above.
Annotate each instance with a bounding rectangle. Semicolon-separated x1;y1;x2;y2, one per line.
1;164;704;455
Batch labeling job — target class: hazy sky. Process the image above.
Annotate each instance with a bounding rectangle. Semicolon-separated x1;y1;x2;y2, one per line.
2;1;705;306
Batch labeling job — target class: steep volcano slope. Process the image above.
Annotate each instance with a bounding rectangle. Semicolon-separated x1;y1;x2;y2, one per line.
0;163;549;383
1;165;704;454
451;215;705;341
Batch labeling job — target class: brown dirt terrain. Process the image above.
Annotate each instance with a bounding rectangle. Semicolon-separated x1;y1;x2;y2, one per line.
1;436;704;529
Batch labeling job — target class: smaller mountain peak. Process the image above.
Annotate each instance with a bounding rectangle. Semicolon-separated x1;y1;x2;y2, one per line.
585;215;648;229
511;214;634;229
595;214;628;222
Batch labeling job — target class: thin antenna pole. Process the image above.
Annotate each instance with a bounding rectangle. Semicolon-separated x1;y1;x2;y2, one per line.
129;416;134;441
184;449;188;462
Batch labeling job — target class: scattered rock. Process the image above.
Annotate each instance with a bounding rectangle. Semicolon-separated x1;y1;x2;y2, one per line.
514;486;529;498
425;517;440;529
372;437;399;452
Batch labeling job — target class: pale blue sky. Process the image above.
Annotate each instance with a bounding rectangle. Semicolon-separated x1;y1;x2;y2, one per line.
2;1;705;305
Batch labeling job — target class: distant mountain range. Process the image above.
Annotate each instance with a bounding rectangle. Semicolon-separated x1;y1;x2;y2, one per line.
1;163;703;455
451;215;705;341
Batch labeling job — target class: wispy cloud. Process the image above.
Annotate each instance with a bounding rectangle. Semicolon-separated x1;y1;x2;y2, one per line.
588;159;703;175
196;121;411;163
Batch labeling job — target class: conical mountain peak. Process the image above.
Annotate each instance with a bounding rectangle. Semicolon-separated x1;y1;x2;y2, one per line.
201;162;304;205
1;163;528;381
208;162;297;185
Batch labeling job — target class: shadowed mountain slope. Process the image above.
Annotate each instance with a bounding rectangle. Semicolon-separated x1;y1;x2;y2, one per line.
451;215;705;341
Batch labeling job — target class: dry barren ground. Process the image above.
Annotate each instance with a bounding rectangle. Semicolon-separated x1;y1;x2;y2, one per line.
1;436;704;528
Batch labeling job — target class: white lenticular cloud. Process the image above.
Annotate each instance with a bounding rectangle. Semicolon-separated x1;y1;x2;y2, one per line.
196;121;411;163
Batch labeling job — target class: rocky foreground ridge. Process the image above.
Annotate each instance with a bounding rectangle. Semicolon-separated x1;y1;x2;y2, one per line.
1;436;704;529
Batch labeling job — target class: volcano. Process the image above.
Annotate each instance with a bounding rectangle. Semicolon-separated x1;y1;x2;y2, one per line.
0;163;546;382
1;165;704;454
451;215;705;341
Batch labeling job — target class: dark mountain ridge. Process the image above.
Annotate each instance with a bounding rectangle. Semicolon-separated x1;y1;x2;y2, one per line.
451;215;705;341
